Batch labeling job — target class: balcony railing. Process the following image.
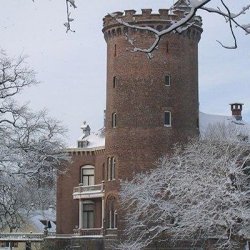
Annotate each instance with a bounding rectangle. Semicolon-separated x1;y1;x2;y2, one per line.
73;182;105;199
0;233;45;242
73;228;103;237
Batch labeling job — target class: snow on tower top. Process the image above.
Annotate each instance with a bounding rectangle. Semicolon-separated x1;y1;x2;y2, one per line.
103;7;202;31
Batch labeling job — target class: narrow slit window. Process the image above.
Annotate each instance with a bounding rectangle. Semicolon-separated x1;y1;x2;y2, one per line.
164;111;171;127
107;158;111;180
114;44;117;57
111;157;116;180
112;112;117;128
113;76;117;88
165;75;171;86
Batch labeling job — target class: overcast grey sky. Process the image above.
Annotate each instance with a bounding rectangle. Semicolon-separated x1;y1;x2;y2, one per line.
1;0;249;146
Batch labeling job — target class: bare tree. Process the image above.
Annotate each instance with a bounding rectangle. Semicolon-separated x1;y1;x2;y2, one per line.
110;0;250;57
118;127;250;249
0;175;31;232
0;51;37;126
0;104;69;230
0;105;69;178
0;51;70;231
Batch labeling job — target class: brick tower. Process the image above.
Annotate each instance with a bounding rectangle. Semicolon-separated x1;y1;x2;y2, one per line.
102;6;203;233
103;9;202;176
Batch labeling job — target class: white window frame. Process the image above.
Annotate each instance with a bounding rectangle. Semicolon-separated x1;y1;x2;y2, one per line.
82;200;95;229
81;165;95;186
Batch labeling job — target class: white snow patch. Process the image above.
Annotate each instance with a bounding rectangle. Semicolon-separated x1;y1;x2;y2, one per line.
28;208;56;232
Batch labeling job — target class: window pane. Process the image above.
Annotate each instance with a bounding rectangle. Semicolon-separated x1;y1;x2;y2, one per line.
89;176;95;185
88;211;94;228
82;176;89;186
83;205;94;228
82;168;94;175
83;212;88;228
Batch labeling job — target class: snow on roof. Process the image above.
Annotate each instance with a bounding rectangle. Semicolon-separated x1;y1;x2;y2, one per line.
68;128;105;150
199;111;250;138
69;112;249;150
80;130;105;149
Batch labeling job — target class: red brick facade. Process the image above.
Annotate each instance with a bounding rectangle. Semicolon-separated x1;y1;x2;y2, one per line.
103;8;202;232
56;6;202;242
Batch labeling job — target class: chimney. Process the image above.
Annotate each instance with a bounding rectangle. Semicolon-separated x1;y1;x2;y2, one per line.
230;103;243;120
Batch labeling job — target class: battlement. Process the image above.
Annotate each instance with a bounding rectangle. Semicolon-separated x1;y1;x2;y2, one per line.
103;8;202;32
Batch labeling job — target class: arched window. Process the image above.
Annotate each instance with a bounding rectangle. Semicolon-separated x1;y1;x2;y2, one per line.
82;200;94;228
112;113;117;128
81;165;94;186
107;157;116;181
111;157;116;180
107;158;111;181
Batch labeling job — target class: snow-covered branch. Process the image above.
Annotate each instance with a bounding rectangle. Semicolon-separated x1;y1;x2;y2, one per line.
0;51;37;101
64;0;77;33
118;125;250;249
110;0;250;56
0;50;70;231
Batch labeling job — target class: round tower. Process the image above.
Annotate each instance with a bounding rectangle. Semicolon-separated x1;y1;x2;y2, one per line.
103;7;202;181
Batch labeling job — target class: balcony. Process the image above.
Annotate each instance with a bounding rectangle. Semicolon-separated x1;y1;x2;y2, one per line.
73;182;105;199
73;228;104;237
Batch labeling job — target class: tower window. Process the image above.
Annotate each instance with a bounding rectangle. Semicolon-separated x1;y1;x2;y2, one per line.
164;111;171;127
114;44;117;57
165;75;171;86
113;76;117;88
112;112;117;128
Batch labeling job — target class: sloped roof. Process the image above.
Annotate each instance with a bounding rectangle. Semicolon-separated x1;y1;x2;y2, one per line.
199;111;250;139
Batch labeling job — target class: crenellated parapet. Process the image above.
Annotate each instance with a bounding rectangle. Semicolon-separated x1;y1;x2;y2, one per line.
102;8;202;42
